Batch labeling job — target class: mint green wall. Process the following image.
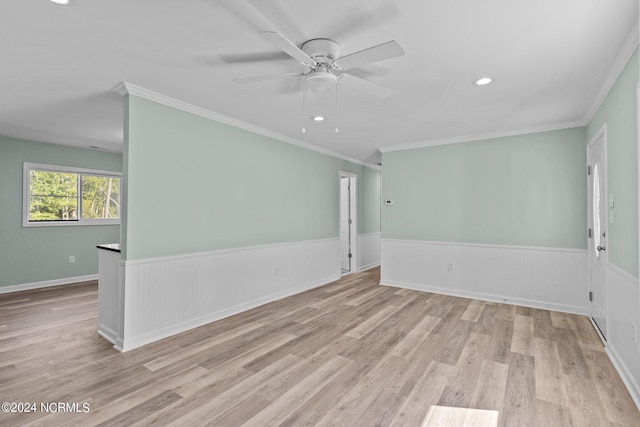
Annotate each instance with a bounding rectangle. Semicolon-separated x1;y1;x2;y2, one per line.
123;96;380;260
0;136;122;288
587;48;639;278
382;127;587;249
360;166;381;234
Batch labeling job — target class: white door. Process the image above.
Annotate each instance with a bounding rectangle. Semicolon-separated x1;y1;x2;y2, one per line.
340;177;351;271
587;130;607;339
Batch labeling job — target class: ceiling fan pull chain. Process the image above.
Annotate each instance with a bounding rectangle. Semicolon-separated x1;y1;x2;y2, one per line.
301;83;307;133
334;80;339;133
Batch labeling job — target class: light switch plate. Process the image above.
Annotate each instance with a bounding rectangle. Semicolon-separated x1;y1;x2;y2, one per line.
609;194;614;208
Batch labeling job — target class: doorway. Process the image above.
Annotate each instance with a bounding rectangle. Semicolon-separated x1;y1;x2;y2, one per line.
587;125;608;340
340;172;356;275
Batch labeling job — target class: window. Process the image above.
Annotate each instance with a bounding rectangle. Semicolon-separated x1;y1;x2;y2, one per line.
23;163;121;226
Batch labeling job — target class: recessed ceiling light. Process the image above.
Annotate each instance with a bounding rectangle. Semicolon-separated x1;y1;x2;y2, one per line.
474;77;493;86
311;116;325;122
49;0;75;6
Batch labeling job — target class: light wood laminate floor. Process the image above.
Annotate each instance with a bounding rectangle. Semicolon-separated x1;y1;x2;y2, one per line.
0;268;638;426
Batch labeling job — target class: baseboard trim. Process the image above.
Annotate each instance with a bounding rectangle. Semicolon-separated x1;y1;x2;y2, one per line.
97;326;118;345
588;316;607;346
606;344;640;410
358;262;380;272
0;274;99;294
380;280;588;315
120;273;340;352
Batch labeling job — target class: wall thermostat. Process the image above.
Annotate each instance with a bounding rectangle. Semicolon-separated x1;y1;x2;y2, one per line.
384;200;394;205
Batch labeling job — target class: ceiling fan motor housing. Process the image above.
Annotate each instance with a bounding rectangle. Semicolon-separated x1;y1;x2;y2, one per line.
302;39;340;93
302;38;341;65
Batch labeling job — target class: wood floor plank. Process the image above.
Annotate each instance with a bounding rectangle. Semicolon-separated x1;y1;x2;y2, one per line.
318;327;429;425
164;354;305;426
344;286;388;306
555;327;591;379
534;337;568;406
390;361;456;427
583;348;640;425
95;390;182;427
432;319;475;365
142;321;264;371
244;355;353;427
533;309;556;341
485;319;514;365
500;353;537;427
423;406;500;426
549;310;574;329
469;359;509;411
535;399;574;427
511;314;535;356
389;314;440;360
460;299;485;322
563;372;611;427
438;332;491;408
571;315;606;351
31;364;206;427
344;304;402;339
1;268;638;427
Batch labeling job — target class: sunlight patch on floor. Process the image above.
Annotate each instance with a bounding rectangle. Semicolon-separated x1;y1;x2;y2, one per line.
421;406;499;427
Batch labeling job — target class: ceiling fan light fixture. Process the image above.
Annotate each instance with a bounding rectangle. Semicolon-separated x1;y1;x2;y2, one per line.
474;77;493;86
305;72;338;93
49;0;75;6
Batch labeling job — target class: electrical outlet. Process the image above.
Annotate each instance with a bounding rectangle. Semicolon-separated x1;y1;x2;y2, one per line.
68;256;75;264
447;262;454;271
633;323;637;343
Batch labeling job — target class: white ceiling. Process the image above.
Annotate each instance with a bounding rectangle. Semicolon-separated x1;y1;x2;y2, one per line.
2;0;638;164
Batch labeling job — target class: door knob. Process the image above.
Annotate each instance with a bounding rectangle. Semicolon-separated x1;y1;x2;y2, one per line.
597;246;606;251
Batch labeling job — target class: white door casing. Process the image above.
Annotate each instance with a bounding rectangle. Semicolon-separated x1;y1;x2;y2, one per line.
340;177;351;271
339;172;357;273
587;125;608;339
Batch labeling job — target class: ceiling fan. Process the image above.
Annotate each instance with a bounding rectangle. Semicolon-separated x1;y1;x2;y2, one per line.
234;31;405;98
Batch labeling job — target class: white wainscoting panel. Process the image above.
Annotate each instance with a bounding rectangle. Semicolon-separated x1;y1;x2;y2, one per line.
119;238;340;351
381;238;588;314
357;232;381;271
97;249;121;344
605;263;640;409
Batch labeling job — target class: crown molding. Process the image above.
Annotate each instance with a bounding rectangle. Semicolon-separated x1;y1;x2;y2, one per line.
112;82;128;97
377;121;585;153
582;19;639;125
112;82;379;170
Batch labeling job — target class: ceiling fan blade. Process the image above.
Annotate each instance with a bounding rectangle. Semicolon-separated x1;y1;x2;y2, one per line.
235;72;301;84
220;51;291;65
280;74;305;94
335;41;404;71
340;73;394;99
259;31;317;68
248;0;307;41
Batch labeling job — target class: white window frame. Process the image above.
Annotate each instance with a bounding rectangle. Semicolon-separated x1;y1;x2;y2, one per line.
23;162;122;227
